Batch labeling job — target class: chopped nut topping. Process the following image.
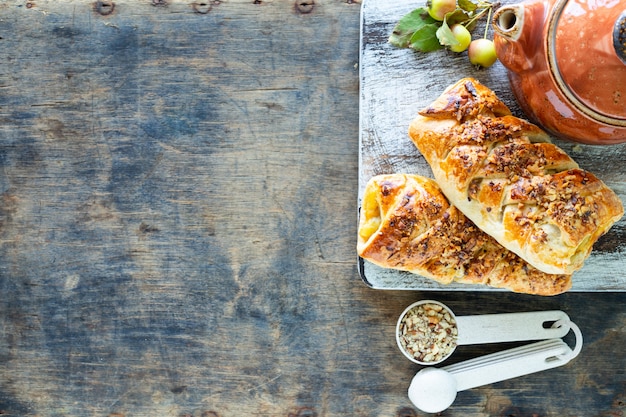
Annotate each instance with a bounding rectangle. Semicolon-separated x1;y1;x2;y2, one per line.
398;302;458;363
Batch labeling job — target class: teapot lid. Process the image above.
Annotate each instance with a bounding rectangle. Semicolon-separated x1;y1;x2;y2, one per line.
548;0;626;126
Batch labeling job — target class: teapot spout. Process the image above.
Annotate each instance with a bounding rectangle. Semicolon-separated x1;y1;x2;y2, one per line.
493;5;524;41
492;2;543;73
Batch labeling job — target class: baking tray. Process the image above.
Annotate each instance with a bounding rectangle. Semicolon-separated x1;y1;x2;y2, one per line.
358;0;626;291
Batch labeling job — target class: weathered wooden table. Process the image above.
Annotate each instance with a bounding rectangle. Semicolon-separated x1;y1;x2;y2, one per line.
0;1;624;416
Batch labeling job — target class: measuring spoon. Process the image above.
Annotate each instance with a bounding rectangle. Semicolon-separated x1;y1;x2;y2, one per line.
396;300;573;365
407;320;583;413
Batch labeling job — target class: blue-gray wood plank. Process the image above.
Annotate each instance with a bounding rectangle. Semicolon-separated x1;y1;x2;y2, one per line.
0;1;625;416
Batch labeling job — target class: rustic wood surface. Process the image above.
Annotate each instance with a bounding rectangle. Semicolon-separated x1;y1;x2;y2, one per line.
0;1;625;416
359;0;626;291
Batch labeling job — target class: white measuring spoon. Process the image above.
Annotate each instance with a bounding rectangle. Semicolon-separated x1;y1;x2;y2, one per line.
396;300;572;365
407;320;583;413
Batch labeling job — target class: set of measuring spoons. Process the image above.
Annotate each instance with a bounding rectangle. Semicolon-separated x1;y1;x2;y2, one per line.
396;300;583;413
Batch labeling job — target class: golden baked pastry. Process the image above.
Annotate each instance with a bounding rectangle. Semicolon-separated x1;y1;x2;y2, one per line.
357;174;572;295
408;78;624;275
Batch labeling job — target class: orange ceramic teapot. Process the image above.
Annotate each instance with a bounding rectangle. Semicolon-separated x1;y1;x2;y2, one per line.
492;0;626;144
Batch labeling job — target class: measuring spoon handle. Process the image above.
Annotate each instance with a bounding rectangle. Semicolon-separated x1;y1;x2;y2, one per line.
446;338;573;392
456;310;571;345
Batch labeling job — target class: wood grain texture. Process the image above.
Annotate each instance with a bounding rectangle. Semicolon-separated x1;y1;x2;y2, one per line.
359;0;626;291
0;1;625;416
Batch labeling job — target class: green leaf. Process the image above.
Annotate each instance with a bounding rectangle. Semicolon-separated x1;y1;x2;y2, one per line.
445;9;472;26
436;19;459;47
409;23;444;52
389;7;440;48
464;15;480;32
458;0;478;12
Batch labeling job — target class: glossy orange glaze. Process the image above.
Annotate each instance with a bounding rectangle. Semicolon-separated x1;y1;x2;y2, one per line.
555;0;626;120
493;0;626;145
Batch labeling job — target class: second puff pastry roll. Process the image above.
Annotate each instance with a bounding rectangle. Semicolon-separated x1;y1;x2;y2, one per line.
357;174;572;295
408;78;624;275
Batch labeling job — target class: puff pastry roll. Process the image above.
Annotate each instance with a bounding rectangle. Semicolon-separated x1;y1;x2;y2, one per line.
358;174;572;295
408;78;624;275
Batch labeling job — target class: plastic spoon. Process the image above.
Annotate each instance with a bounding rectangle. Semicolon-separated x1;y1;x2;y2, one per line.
407;320;583;413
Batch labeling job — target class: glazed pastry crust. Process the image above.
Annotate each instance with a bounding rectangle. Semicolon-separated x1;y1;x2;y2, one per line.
357;174;572;295
408;78;624;274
